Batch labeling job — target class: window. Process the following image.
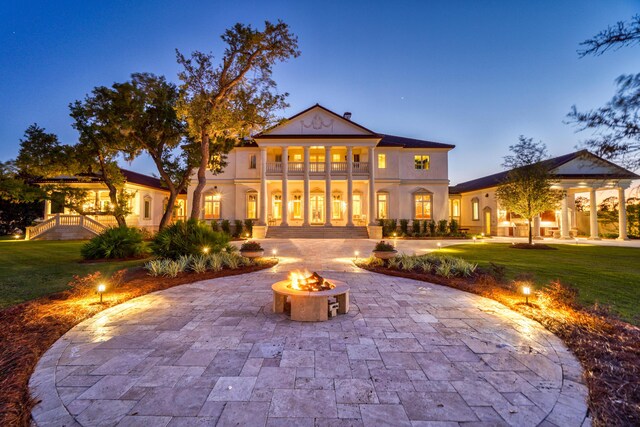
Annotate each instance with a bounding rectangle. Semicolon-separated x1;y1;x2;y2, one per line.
292;194;302;219
275;154;282;162
472;198;480;221
246;192;258;219
414;193;432;219
332;194;342;220
451;200;460;217
377;193;388;219
204;193;221;219
414;155;430;170
143;197;152;220
332;153;341;162
293;153;302;161
174;200;185;219
378;154;386;169
353;194;362;217
353;154;360;163
272;193;282;219
249;154;257;169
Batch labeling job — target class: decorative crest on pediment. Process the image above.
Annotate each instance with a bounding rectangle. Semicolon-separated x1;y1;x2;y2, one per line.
300;114;334;132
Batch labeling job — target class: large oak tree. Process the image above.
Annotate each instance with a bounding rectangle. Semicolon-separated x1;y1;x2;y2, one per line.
176;20;300;220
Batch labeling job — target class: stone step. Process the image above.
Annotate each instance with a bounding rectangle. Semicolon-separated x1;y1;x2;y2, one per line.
32;225;99;240
266;226;369;239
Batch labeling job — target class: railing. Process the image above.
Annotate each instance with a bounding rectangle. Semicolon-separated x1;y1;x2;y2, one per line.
27;214;109;240
25;216;57;240
264;162;369;175
82;216;108;235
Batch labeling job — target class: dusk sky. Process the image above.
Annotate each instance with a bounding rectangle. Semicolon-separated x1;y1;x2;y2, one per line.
2;0;640;184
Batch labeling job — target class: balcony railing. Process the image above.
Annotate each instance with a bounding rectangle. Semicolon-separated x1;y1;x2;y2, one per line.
265;161;369;175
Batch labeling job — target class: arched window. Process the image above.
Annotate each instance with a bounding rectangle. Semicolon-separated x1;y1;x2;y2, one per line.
272;192;282;220
246;191;258;220
332;192;343;220
472;198;480;221
292;192;303;219
143;195;152;220
452;199;460;217
413;190;432;219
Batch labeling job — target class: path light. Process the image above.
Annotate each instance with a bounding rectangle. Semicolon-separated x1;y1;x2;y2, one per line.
354;250;359;260
202;246;210;254
97;283;106;303
481;232;485;237
523;286;531;305
13;233;21;240
272;248;278;260
575;238;579;245
437;242;441;250
473;237;477;244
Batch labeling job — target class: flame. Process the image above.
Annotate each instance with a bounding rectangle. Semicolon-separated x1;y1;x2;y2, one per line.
289;270;312;290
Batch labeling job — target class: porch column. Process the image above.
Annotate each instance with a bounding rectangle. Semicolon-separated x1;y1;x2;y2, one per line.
533;215;541;240
346;146;354;226
303;146;310;226
281;146;289;226
560;190;571;239
44;199;51;217
368;146;376;225
259;147;267;226
589;187;600;240
325;146;332;226
618;186;628;240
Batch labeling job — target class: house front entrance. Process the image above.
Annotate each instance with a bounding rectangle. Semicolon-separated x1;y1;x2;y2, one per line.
310;194;325;224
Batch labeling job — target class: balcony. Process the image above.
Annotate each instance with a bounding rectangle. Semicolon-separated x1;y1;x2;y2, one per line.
265;162;369;175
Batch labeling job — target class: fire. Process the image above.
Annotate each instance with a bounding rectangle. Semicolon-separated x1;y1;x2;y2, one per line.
288;270;334;292
289;270;312;290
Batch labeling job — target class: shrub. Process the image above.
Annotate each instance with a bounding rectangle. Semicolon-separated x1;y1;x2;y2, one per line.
374;240;396;251
221;219;231;235
208;253;224;271
400;219;409;236
240;241;263;251
233;220;244;238
449;219;459;234
428;220;436;236
211;220;220;232
244;219;254;237
81;226;147;260
422;220;429;235
190;255;209;273
151;219;229;259
221;252;241;269
145;259;164;277
412;220;421;236
389;219;398;236
437;220;448;234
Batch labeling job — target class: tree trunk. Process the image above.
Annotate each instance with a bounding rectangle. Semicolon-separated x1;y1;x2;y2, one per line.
159;191;177;230
106;183;127;227
190;132;209;220
528;217;533;245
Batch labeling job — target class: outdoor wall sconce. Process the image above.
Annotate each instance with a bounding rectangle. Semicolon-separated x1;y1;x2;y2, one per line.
97;283;106;303
523;286;531;305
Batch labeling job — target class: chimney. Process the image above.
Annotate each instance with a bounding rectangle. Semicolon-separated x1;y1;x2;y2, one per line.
343;112;352;120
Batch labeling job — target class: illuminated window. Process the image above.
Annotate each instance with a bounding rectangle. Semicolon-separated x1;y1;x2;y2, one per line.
249;154;257;169
452;200;460;217
352;194;362;217
378;154;386;169
143;196;152;220
332;194;342;220
246;192;258;219
272;193;282;219
377;193;388;219
174;200;185;219
293;153;302;161
414;193;432;219
292;194;302;219
414;155;430;170
472;198;480;221
332;153;341;162
204;193;221;219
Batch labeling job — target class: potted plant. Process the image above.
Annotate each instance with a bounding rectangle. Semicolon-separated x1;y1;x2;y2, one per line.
240;241;264;258
372;240;397;259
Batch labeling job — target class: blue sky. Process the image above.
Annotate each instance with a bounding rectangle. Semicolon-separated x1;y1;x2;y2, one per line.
1;0;639;184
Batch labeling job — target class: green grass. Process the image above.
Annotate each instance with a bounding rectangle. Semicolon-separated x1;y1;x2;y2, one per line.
441;243;640;324
0;240;145;308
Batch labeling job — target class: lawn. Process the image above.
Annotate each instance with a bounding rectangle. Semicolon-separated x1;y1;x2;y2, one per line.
441;243;640;324
0;240;146;308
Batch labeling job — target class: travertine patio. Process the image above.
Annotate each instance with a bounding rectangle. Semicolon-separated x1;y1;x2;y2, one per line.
30;239;589;426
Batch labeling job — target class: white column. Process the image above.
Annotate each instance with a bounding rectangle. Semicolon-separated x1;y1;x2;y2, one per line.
533;215;541;239
589;187;600;240
325;146;332;226
560;191;571;239
368;146;376;225
259;147;267;226
618;186;628;240
281;146;289;226
44;199;52;217
346;146;354;226
303;146;310;226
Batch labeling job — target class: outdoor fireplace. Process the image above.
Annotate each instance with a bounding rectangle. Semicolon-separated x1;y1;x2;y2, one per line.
272;270;350;322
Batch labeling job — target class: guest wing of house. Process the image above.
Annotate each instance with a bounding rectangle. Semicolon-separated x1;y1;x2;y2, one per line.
26;104;638;240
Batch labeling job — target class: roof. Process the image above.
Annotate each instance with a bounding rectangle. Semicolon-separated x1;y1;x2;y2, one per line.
378;134;455;149
449;150;639;194
35;168;185;193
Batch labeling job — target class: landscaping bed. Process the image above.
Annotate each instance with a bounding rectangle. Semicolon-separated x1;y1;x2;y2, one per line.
0;258;277;426
356;256;640;426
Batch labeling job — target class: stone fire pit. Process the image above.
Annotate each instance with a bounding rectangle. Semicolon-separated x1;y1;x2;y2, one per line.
272;271;349;322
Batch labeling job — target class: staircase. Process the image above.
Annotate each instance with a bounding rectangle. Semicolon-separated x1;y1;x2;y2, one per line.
266;226;370;239
26;214;108;240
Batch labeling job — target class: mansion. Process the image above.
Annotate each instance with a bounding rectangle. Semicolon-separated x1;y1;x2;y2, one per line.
27;104;638;240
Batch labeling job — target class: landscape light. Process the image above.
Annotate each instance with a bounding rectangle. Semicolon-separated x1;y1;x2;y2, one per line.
575;238;579;245
393;232;397;238
13;234;20;240
202;247;210;254
523;286;531;305
437;242;441;249
354;250;359;260
473;237;477;244
272;248;277;259
481;232;485;237
97;284;106;303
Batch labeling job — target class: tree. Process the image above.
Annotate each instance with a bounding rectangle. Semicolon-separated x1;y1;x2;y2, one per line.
568;15;640;170
176;20;300;219
496;136;563;245
94;73;196;230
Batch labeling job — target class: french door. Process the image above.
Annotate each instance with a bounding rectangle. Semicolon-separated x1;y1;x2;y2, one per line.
310;194;324;224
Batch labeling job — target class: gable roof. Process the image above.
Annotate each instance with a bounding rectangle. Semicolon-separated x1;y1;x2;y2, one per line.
449;150;639;194
254;104;378;138
35;168;185;193
378;134;455;149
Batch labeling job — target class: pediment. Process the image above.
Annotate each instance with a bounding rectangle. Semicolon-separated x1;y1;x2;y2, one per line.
551;153;633;176
260;105;377;137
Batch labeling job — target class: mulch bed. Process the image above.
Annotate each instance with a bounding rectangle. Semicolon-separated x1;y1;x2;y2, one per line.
359;263;640;426
510;243;557;250
0;260;277;427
